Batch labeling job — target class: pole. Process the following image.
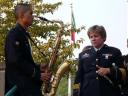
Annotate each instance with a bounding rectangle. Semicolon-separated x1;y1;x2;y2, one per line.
68;72;72;96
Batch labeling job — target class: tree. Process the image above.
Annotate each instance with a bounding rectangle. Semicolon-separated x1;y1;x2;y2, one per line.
0;0;85;95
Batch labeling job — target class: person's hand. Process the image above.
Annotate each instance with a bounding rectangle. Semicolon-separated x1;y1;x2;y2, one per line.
40;64;47;72
96;65;110;76
40;72;51;82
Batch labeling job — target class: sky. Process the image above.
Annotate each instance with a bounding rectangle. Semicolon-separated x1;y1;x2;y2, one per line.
43;0;128;57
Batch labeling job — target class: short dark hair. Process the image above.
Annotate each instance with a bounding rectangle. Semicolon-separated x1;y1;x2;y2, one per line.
14;3;32;19
87;25;107;41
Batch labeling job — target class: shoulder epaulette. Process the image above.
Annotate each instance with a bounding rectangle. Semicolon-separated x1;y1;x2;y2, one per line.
82;46;92;52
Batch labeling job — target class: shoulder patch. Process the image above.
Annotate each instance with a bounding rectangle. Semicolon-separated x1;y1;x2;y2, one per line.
82;53;90;58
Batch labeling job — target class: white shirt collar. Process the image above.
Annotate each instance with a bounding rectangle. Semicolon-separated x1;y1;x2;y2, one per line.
94;44;104;52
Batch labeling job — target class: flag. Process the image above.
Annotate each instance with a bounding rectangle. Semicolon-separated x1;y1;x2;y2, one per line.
71;7;76;43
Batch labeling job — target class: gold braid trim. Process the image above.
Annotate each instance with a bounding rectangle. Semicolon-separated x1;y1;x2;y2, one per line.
119;68;126;80
73;83;80;89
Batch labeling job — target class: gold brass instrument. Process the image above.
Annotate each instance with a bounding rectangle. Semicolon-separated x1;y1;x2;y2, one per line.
49;62;70;96
33;16;71;96
42;20;71;96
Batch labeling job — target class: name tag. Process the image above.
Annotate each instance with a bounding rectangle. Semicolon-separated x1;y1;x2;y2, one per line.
102;54;112;59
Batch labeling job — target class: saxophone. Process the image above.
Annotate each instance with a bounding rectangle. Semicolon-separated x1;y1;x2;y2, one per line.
49;62;70;96
43;20;70;96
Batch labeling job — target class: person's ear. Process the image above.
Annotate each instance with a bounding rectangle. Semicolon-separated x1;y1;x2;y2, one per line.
18;11;24;20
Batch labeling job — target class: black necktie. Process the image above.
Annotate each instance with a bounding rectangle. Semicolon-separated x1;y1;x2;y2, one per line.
96;50;101;66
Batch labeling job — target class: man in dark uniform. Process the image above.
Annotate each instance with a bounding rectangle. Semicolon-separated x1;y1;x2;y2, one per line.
73;25;126;96
123;40;128;69
4;3;50;96
121;54;128;96
123;39;128;67
121;39;128;96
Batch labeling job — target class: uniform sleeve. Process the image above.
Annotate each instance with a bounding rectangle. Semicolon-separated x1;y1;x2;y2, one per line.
6;32;41;81
73;54;83;96
108;49;126;84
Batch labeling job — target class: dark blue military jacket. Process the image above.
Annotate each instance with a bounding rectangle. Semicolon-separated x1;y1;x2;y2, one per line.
121;55;128;96
73;45;124;96
123;55;128;65
5;23;42;96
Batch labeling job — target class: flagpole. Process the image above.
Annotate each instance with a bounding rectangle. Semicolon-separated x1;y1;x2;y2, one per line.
68;72;72;96
68;3;74;96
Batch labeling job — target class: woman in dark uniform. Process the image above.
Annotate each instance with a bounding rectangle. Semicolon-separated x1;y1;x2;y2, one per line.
73;25;125;96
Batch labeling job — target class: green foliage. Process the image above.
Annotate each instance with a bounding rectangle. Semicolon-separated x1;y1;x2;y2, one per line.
0;0;15;63
56;77;68;96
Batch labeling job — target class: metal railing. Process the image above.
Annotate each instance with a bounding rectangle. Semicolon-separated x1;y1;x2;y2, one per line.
0;63;5;96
